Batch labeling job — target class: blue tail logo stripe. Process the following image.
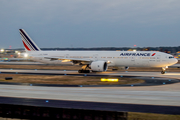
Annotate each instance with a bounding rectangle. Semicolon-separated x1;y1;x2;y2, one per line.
20;29;39;51
20;32;35;51
20;30;36;51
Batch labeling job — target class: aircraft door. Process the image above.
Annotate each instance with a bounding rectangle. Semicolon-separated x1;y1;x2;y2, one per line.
93;54;98;61
156;55;161;62
65;54;69;58
130;57;136;66
142;60;149;66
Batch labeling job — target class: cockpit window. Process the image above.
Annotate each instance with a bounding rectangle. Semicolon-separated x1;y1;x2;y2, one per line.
169;56;174;59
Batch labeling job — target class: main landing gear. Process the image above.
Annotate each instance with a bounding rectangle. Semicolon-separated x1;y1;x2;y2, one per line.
161;66;168;74
78;69;90;73
78;65;90;73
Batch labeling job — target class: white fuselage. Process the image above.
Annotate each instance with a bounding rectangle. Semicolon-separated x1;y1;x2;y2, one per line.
27;51;177;68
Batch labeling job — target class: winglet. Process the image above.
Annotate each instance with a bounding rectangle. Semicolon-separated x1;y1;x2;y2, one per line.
19;29;41;51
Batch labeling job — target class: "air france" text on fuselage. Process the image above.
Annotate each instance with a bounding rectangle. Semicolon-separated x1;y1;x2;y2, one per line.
120;53;151;56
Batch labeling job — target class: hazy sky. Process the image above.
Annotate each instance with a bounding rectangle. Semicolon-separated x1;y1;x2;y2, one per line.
0;0;180;49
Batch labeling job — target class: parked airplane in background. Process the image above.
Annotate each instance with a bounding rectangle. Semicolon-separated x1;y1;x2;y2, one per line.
19;29;178;74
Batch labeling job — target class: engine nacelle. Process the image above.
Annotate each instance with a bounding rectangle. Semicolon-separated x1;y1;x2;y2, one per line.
91;61;108;72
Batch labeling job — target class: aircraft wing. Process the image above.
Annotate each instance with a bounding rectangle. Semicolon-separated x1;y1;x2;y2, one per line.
44;57;92;62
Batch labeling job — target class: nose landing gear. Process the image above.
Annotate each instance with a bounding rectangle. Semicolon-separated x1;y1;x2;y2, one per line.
161;66;168;74
161;71;165;74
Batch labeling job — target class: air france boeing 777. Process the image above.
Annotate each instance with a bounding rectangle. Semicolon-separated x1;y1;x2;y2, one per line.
19;29;178;74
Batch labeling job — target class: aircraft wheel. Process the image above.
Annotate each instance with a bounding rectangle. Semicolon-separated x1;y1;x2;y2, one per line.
85;70;90;73
78;70;90;73
78;70;82;73
161;71;165;74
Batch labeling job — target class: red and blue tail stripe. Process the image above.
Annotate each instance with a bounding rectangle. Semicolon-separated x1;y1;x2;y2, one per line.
19;29;41;51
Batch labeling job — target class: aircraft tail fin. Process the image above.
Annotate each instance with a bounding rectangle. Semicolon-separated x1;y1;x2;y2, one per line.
19;29;41;51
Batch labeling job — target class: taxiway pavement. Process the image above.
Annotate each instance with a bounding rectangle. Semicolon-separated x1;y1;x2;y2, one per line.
0;83;180;107
0;69;180;114
0;68;180;79
0;69;179;106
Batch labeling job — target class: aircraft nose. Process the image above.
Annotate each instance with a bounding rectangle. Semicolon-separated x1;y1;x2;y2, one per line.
174;58;178;64
168;58;178;66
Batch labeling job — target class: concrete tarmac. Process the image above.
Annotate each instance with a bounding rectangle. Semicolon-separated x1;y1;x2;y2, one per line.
0;83;180;107
0;69;179;107
0;68;180;79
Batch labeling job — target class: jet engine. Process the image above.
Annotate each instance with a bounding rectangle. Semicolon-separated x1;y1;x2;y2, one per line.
91;61;108;72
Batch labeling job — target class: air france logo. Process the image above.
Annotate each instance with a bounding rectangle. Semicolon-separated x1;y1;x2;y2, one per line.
120;53;156;56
